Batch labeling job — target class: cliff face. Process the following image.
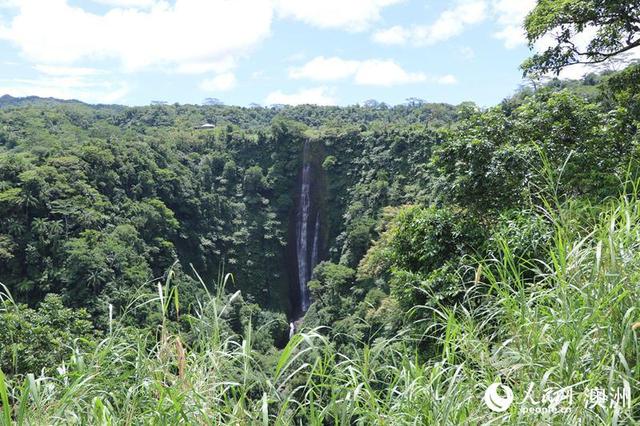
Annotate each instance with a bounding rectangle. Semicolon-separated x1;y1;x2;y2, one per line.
287;139;327;319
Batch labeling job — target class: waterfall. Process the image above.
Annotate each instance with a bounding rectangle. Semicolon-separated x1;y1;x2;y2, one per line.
296;161;311;312
295;141;321;314
311;212;320;269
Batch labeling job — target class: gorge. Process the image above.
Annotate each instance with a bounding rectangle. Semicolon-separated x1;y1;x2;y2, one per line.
291;140;325;319
1;0;639;418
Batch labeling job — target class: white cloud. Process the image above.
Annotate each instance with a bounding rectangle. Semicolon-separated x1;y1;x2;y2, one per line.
353;60;426;86
371;25;409;45
90;0;157;8
275;0;404;32
0;63;128;103
492;0;536;49
265;87;337;106
33;64;104;76
494;25;526;49
437;74;458;85
0;0;20;7
0;75;129;103
199;72;237;92
0;0;273;72
289;56;360;81
423;0;487;44
372;0;487;46
289;56;454;87
175;56;236;75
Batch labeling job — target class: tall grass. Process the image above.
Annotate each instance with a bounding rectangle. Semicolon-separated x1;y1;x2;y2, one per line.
1;188;639;424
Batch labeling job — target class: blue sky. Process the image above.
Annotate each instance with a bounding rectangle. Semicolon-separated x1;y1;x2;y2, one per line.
0;0;539;107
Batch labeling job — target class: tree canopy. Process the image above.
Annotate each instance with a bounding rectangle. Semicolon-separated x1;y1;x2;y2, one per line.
522;0;640;75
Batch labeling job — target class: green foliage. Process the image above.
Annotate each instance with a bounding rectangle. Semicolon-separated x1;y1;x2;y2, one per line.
2;57;640;423
385;206;485;313
62;225;151;316
0;99;455;318
0;294;95;375
430;109;534;212
389;206;484;274
357;206;401;282
0;105;297;313
310;261;356;298
0;190;639;423
600;63;640;146
522;0;640;75
432;88;636;212
305;262;357;333
489;209;554;263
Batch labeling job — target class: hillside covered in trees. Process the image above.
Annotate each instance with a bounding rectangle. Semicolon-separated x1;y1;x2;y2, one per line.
1;66;638;423
0;99;456;318
1;0;640;423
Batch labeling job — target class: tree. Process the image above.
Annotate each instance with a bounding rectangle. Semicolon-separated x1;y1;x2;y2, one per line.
405;97;425;107
430;108;535;213
62;225;151;312
0;294;95;375
363;99;381;109
385;206;485;315
522;0;640;76
203;98;224;106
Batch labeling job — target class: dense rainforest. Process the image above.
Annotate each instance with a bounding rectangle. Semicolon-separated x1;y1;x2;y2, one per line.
1;1;640;423
0;97;455;319
0;70;631;321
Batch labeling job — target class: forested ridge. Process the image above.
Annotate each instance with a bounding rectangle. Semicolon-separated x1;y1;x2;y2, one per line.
0;98;454;317
0;69;630;317
1;1;640;422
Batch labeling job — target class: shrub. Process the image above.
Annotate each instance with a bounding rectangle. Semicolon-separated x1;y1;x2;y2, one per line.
0;294;96;375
